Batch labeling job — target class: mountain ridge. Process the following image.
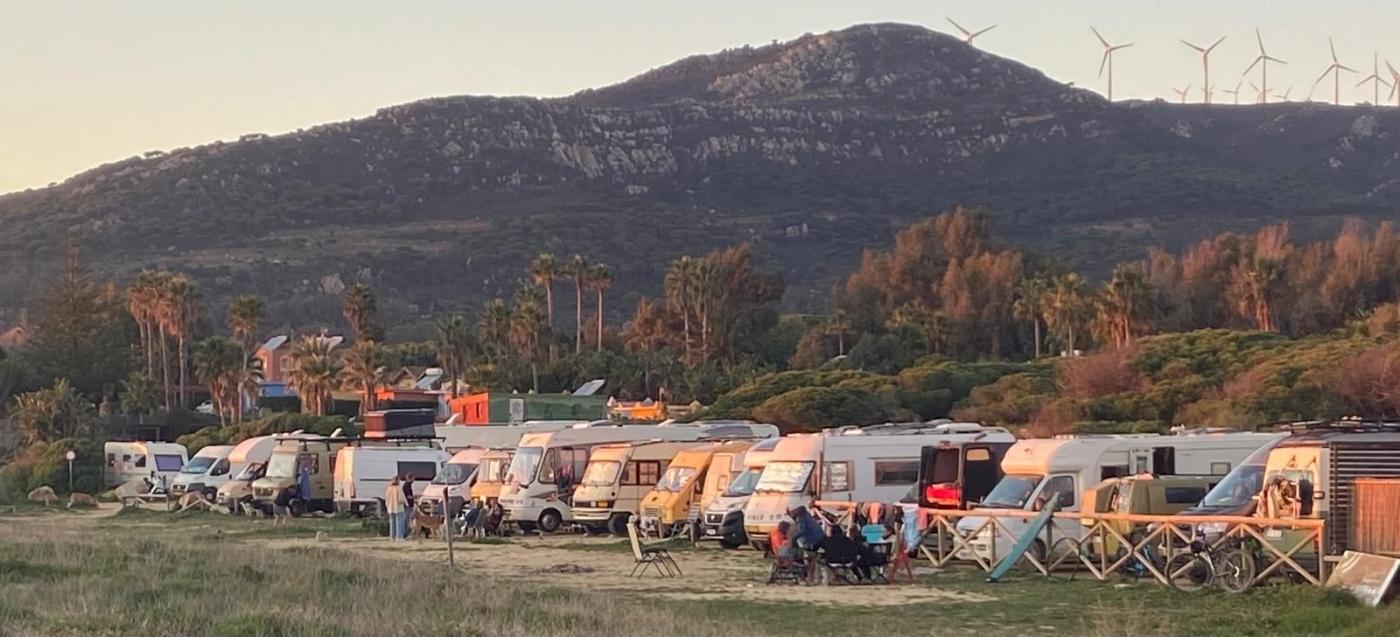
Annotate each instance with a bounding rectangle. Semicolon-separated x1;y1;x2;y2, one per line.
2;22;1397;336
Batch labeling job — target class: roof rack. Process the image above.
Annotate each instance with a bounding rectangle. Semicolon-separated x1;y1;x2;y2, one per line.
1272;420;1400;433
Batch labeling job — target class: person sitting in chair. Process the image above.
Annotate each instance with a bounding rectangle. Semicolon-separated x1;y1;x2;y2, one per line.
819;526;860;568
853;528;888;582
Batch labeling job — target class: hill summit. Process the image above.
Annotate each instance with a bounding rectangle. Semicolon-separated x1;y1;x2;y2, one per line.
1;23;1398;334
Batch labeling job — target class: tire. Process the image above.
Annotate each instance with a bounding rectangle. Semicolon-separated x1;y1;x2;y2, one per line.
202;488;218;502
718;539;742;550
606;514;629;536
1166;553;1212;593
1216;549;1257;594
537;509;563;534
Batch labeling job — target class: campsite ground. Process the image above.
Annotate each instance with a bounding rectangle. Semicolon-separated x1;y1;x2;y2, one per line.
0;504;1392;637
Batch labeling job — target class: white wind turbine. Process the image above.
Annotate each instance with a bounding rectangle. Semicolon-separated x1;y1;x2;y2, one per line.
1182;36;1227;104
1172;84;1192;104
1388;61;1400;107
1223;78;1244;105
1092;27;1134;101
1356;53;1392;105
947;18;996;45
1243;29;1287;105
1315;38;1358;105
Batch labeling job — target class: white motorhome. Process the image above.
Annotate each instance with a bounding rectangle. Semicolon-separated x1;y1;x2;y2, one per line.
418;447;491;516
743;423;1016;540
572;441;705;534
103;441;189;489
956;430;1284;563
332;443;452;515
169;445;235;499
434;421;584;452
700;437;780;547
499;422;775;532
214;435;280;514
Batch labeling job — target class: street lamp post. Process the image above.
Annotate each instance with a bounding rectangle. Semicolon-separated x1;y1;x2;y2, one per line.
65;450;76;493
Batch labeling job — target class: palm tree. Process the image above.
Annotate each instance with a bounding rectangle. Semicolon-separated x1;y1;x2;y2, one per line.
530;253;560;361
623;298;669;354
476;298;512;363
587;263;614;352
566;255;590;354
434;314;473;398
286;336;342;416
1096;264;1157;348
126;271;162;379
147;271;176;410
664;256;697;362
226;294;265;422
1234;258;1284;332
693;259;718;362
824;309;852;356
889;303;947;354
194;337;244;426
119;372;159;420
12;379;93;444
1013;277;1050;359
342;283;381;342
170;275;199;410
510;291;547;391
1046;273;1090;355
340;340;387;416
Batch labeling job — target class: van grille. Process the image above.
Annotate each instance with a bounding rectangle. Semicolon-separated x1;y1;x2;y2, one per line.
643;506;661;518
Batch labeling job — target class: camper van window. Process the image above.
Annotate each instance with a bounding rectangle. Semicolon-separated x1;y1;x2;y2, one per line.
106;453;115;468
655;466;696;492
982;475;1042;509
134;455;147;468
583;461;622;487
927;449;960;484
296;455;319;475
1201;464;1265;508
267;453;297;479
965;448;992;463
874;460;919;486
181;456;218;474
1036;475;1076;511
756;461;814;494
155;455;185;472
397;461;437;481
1153;447;1177;475
1164;486;1207;505
822;461;851;491
235;462;265;481
724;468;762;497
507;447;544;485
434;462;477;485
1210;462;1232;475
480;457;511;483
210;459;230;476
1101;465;1129;480
634;461;662;486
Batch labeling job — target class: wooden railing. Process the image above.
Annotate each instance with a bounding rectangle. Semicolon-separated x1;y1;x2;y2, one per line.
811;500;1328;587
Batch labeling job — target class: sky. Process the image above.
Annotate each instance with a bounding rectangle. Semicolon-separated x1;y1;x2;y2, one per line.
3;1;1397;194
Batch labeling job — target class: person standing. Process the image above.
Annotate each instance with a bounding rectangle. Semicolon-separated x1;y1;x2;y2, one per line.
385;476;405;540
297;461;312;502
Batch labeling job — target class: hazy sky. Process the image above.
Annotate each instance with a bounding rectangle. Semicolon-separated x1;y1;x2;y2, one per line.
3;1;1396;194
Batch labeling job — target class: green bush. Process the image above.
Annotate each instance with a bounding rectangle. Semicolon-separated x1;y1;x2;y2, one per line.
751;386;894;433
895;359;1035;419
176;413;356;454
0;438;104;502
705;370;888;419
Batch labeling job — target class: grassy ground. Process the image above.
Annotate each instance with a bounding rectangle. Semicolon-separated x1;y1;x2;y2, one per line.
1;508;1395;637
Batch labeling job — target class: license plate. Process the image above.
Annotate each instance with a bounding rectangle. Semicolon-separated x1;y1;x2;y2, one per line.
705;528;717;536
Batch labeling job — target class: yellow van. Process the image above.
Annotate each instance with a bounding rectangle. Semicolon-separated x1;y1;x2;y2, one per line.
250;437;350;515
638;441;754;536
572;441;701;535
468;449;514;505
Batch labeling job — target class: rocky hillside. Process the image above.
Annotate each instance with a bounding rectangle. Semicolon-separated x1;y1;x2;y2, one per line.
2;23;1398;334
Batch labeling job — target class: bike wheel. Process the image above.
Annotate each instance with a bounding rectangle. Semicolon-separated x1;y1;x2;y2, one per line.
1165;553;1212;592
1215;549;1257;594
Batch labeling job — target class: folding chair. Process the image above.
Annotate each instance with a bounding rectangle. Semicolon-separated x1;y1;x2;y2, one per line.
627;516;681;578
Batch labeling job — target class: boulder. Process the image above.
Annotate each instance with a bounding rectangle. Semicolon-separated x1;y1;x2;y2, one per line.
27;486;58;506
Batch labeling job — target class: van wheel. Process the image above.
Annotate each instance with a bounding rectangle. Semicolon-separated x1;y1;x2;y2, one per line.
719;539;742;550
606;514;629;536
537;509;563;534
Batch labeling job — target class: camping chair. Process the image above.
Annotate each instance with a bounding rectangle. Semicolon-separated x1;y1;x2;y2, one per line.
820;549;859;586
767;551;807;585
627;516;681;578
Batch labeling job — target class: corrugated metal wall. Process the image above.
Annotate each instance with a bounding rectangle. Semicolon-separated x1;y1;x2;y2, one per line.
1331;444;1400;552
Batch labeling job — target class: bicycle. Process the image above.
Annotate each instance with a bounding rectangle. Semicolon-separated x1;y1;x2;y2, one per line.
1165;538;1256;593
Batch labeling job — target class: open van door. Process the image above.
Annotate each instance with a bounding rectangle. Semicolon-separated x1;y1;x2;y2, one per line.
918;442;1011;509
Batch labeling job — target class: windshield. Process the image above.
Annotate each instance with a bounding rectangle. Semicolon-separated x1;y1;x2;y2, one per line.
582;461;621;487
234;462;265;481
656;466;697;492
506;447;543;486
181;456;217;474
478;457;511;484
1200;464;1265;508
755;461;813;494
724;468;762;497
266;453;297;479
981;474;1043;509
433;462;478;486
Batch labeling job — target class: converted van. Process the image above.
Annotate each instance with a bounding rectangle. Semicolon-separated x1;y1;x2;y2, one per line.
169;445;236;500
333;443;451;515
572;441;703;534
499;422;767;532
103;441;189;489
956;430;1282;563
469;449;515;505
213;435;281;514
744;423;1014;541
251;437;352;515
640;440;757;537
418;447;491;516
700;438;779;547
1082;475;1216;555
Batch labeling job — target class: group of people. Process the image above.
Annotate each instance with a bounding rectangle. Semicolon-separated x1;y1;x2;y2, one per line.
384;474;418;540
770;504;904;583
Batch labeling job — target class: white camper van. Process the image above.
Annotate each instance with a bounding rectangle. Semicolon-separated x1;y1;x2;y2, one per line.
700;437;780;547
743;423;1016;540
572;441;704;534
103;441;189;489
169;445;236;499
214;435;280;514
956;430;1284;563
333;443;452;515
418;447;491;516
499;422;774;533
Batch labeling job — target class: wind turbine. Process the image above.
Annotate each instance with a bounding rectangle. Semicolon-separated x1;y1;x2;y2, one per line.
1315;38;1358;105
1182;36;1227;104
1172;84;1192;104
1356;53;1392;105
1249;82;1271;104
1281;86;1294;102
1223;78;1244;105
947;18;996;45
1388;61;1400;107
1091;27;1133;101
1243;29;1287;104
